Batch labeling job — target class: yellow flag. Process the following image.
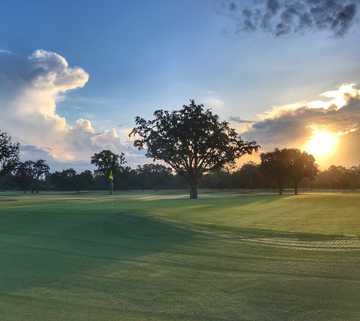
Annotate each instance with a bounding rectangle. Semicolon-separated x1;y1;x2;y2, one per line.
108;170;114;182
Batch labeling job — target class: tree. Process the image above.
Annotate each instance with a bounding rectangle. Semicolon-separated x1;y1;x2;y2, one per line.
113;166;135;190
135;163;173;189
260;149;289;195
200;169;230;189
0;130;19;177
287;149;318;195
130;100;259;199
234;162;264;189
15;160;49;193
15;161;34;193
49;168;77;190
261;148;317;195
31;160;50;193
75;170;94;192
91;150;126;194
313;165;356;190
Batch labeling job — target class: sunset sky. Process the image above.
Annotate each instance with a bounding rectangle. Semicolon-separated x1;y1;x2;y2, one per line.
0;0;359;170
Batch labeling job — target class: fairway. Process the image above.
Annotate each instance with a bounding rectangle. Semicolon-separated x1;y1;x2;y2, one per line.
0;191;360;321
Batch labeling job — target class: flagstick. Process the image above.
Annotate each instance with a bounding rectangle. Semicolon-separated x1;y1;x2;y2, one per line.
109;181;113;195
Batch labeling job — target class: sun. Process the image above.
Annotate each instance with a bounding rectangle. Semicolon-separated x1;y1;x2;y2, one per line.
305;130;338;158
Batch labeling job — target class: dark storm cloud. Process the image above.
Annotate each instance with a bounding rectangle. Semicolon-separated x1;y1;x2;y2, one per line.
220;0;358;37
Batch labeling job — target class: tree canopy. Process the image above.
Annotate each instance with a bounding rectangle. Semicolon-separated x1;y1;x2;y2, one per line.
0;130;19;176
261;148;318;195
91;150;126;177
15;159;50;193
91;150;127;194
130;100;259;198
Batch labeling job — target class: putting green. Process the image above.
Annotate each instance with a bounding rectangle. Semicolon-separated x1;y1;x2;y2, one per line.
0;191;359;321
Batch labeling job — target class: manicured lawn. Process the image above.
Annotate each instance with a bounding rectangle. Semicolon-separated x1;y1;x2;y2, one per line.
0;191;359;321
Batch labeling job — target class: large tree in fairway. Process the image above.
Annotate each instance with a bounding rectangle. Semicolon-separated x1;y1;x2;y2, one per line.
130;100;260;199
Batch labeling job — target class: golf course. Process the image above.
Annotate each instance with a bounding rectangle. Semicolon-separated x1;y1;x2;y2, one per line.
0;191;359;321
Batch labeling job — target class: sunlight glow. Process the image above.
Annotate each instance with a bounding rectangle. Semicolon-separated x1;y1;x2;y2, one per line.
305;130;338;158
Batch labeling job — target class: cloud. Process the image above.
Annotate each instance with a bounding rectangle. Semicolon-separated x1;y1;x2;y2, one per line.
19;144;92;171
204;96;225;109
229;116;256;133
0;50;142;169
229;116;255;124
220;0;358;37
0;49;12;55
240;84;360;167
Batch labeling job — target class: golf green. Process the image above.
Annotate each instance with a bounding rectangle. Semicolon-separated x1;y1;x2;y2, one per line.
0;191;359;321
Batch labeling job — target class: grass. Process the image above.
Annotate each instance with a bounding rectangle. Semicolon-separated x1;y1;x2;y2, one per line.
0;191;360;321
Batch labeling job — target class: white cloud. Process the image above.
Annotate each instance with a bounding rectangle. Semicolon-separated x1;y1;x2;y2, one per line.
205;97;225;109
75;118;96;134
0;49;142;169
0;49;12;55
258;84;360;120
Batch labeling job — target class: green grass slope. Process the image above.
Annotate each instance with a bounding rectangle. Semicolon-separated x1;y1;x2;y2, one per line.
0;191;359;321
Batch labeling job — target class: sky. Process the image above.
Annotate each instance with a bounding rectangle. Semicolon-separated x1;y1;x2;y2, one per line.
0;0;360;170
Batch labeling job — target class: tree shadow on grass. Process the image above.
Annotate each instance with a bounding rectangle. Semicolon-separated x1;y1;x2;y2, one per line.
0;211;194;293
137;193;282;213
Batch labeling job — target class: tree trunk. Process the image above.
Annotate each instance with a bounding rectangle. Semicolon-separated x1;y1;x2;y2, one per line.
294;182;299;195
189;177;198;200
278;181;283;195
109;181;114;195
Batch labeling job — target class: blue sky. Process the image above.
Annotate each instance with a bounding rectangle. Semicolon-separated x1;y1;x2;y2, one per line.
0;0;359;168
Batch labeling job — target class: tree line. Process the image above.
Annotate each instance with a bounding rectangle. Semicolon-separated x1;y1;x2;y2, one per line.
1;100;359;197
1;144;359;194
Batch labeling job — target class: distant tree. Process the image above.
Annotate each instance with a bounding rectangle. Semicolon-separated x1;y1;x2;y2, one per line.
15;161;34;193
32;160;50;193
287;149;318;195
113;166;135;190
130;100;259;199
200;169;230;189
314;165;358;190
235;162;264;189
0;130;19;177
261;148;317;195
75;170;94;192
261;149;289;195
49;168;77;190
135;163;173;189
91;150;126;194
15;160;49;193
